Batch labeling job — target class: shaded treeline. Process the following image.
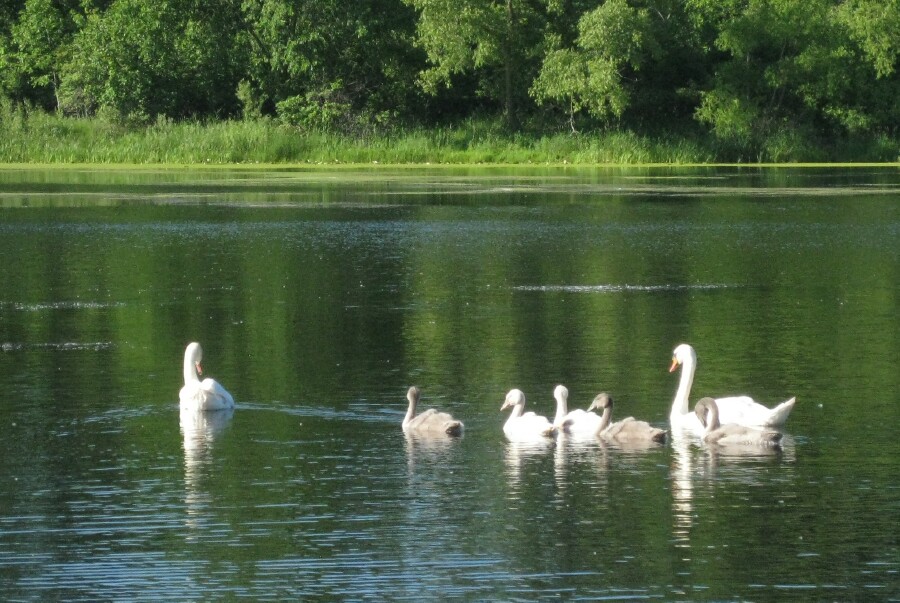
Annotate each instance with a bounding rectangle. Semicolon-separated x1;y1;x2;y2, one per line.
0;0;897;161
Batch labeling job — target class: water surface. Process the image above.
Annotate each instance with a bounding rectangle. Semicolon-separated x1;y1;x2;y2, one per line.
0;166;898;600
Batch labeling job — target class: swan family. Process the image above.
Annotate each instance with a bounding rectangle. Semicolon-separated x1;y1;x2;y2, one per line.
181;341;795;448
668;343;795;433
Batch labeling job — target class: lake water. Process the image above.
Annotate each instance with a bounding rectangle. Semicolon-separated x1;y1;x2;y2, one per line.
0;166;897;601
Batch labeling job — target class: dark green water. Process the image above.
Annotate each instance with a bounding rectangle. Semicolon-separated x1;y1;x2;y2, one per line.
0;166;897;600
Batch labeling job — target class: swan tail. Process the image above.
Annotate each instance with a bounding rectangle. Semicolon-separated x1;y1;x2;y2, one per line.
765;397;796;426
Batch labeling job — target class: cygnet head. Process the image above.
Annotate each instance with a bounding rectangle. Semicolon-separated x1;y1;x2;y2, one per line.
407;386;421;404
501;389;525;411
694;397;717;427
553;384;568;402
587;392;613;412
669;343;696;373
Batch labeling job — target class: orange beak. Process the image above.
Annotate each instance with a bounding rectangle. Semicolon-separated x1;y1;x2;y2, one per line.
668;357;679;373
195;361;203;375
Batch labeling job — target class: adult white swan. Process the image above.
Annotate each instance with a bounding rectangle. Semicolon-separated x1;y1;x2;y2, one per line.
552;385;604;436
179;342;235;411
402;386;464;436
501;389;556;439
694;397;782;447
669;343;795;431
588;393;667;443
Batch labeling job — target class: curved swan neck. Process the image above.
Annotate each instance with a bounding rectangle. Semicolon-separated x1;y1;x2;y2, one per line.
672;348;696;418
503;390;527;419
705;400;720;431
553;386;568;425
597;405;613;432
695;398;719;435
403;387;419;427
589;393;613;432
183;343;201;385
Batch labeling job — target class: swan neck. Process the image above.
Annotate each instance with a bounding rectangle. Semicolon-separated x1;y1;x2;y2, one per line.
507;402;524;420
183;352;199;385
597;406;612;433
706;402;720;432
553;395;568;425
403;395;416;427
672;354;696;418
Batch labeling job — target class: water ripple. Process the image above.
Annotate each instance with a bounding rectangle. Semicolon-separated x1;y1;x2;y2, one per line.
513;283;737;293
0;341;114;352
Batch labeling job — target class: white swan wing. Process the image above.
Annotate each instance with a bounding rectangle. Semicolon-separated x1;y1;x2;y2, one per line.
504;412;555;439
715;395;796;427
560;409;603;435
181;378;234;411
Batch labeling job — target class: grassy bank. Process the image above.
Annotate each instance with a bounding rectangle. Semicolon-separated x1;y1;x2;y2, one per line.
1;106;897;165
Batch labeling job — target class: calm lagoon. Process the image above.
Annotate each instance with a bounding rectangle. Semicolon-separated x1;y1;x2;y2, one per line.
0;166;898;600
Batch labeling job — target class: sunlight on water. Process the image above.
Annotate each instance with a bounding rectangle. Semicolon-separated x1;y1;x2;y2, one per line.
0;167;898;600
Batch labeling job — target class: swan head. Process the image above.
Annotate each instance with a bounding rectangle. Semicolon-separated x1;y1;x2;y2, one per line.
185;342;204;374
501;389;525;411
587;392;613;412
407;386;420;405
553;384;568;402
694;397;717;427
669;343;696;373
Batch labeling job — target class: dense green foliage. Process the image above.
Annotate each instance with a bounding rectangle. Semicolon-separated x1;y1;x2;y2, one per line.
0;0;897;162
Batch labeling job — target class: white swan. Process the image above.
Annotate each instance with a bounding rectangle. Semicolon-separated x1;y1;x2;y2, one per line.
588;393;667;443
179;342;234;411
402;386;464;436
551;384;604;435
695;397;782;447
669;343;795;431
501;389;556;439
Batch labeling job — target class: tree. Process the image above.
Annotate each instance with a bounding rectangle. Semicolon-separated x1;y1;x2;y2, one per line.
60;0;246;120
241;0;422;129
0;0;81;111
403;0;546;128
691;0;899;151
839;0;899;79
530;0;656;131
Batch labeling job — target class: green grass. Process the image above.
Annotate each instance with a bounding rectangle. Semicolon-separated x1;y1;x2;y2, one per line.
0;105;896;165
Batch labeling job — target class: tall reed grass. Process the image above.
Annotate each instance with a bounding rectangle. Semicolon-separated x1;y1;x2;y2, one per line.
0;103;896;165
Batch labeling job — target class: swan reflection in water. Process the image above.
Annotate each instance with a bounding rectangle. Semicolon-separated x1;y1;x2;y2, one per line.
669;425;796;551
180;407;234;539
670;429;699;550
503;434;555;494
403;430;460;474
